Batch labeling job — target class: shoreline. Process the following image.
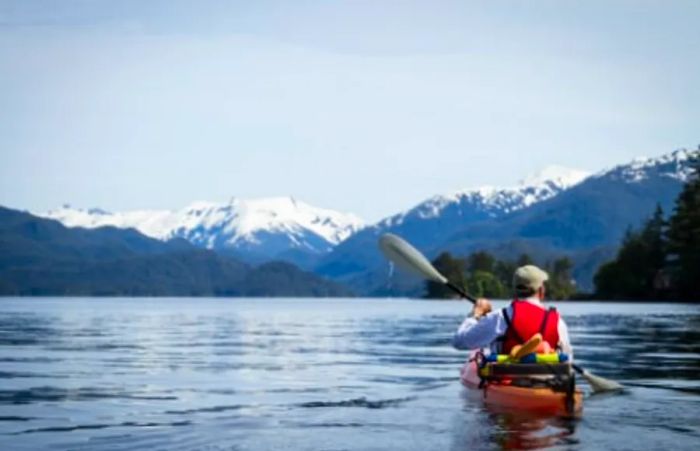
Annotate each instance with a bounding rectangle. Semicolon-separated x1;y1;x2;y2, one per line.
0;295;697;303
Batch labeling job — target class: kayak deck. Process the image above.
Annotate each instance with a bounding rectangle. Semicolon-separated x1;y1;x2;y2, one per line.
461;357;583;416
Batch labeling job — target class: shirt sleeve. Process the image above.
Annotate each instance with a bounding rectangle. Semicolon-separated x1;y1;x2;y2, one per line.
452;309;508;350
557;317;574;361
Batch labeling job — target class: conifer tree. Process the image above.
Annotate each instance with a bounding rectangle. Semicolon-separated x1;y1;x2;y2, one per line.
593;211;666;300
468;251;496;273
665;150;700;299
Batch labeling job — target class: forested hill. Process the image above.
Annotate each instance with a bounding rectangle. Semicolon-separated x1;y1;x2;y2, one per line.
0;206;351;297
593;152;700;301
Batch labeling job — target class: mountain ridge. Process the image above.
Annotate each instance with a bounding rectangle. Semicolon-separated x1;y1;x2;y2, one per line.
316;147;697;294
0;206;352;297
30;147;698;296
40;197;364;268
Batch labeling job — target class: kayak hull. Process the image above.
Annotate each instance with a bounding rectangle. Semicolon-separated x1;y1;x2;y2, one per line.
460;354;583;416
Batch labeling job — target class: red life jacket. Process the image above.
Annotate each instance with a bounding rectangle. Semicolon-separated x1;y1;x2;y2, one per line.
500;300;560;354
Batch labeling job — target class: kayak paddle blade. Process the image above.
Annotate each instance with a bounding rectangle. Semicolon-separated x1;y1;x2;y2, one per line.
572;364;623;394
378;234;447;284
580;369;623;394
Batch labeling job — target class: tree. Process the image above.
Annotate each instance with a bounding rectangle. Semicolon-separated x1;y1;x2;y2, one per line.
665;150;700;300
594;260;626;299
494;260;516;292
424;250;579;301
644;204;667;271
593;206;667;299
425;252;466;298
517;254;534;266
546;257;576;300
466;270;507;298
468;251;496;273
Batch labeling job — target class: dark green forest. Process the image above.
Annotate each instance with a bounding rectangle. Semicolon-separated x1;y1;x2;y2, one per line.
594;152;700;301
425;251;576;300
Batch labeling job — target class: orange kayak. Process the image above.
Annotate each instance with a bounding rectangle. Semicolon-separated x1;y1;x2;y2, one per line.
461;353;583;416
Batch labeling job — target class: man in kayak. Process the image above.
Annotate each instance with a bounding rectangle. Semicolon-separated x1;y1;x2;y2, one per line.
452;265;573;358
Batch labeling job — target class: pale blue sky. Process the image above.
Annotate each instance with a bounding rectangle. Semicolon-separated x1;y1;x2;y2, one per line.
1;1;698;222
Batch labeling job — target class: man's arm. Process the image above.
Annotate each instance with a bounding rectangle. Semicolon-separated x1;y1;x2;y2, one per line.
452;308;507;350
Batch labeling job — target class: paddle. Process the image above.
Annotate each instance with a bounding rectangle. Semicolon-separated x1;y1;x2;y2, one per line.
572;364;623;394
378;232;623;394
378;233;476;303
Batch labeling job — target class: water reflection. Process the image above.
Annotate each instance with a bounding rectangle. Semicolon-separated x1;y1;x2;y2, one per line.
452;387;579;450
485;412;578;450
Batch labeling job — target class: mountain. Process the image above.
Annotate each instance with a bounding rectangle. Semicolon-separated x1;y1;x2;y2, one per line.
315;166;590;282
439;148;695;289
20;147;697;296
378;165;590;246
40;197;364;268
0;206;352;297
316;148;696;294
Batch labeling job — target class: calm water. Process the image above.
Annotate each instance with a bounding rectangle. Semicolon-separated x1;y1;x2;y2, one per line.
0;298;698;451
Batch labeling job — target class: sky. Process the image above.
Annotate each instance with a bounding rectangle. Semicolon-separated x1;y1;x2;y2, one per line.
1;1;699;222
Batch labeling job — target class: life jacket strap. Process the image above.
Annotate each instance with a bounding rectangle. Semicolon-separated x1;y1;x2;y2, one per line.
539;307;555;335
502;305;526;344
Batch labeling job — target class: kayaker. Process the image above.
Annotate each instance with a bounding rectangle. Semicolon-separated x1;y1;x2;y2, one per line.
452;265;573;358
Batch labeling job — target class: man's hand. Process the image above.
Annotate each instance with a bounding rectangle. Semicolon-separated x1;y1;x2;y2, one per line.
472;298;492;320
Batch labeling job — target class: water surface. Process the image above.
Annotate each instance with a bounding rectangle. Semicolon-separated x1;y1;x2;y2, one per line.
0;298;698;450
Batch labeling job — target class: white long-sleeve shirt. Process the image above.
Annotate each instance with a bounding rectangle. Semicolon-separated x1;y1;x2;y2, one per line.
452;297;573;359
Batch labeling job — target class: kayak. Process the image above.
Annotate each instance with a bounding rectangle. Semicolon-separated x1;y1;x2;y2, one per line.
461;351;583;416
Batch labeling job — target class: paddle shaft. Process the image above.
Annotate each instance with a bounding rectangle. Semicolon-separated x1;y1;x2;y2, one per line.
446;282;477;304
572;364;587;375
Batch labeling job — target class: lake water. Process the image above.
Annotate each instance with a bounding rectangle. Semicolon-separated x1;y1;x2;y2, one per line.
0;298;698;450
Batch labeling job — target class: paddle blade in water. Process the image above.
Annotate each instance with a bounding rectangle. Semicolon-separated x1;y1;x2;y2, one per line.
378;234;447;284
575;366;623;393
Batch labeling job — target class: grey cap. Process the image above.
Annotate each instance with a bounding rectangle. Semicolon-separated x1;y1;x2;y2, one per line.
513;265;549;292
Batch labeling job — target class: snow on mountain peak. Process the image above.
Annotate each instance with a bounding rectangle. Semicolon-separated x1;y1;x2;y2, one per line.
186;196;364;246
41;197;365;255
383;165;591;226
519;165;591;189
597;147;698;183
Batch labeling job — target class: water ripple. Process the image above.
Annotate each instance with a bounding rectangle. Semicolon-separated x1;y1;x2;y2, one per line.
0;298;698;451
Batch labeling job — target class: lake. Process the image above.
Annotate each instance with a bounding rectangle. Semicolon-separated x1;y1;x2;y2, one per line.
0;298;698;450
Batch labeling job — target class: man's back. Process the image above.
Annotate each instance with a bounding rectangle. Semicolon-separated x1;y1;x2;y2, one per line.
452;295;573;358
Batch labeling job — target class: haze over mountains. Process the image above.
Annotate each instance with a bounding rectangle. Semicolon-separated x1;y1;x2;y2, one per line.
15;147;698;296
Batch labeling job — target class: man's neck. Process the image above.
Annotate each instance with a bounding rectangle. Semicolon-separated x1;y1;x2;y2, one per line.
520;295;543;305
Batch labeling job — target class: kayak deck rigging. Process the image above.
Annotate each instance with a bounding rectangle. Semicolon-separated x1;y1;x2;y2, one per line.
461;350;583;416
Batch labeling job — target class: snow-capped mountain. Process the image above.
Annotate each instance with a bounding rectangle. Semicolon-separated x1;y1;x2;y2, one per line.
316;147;697;294
435;147;698;289
41;197;364;266
382;165;590;228
593;147;695;184
316;165;592;280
